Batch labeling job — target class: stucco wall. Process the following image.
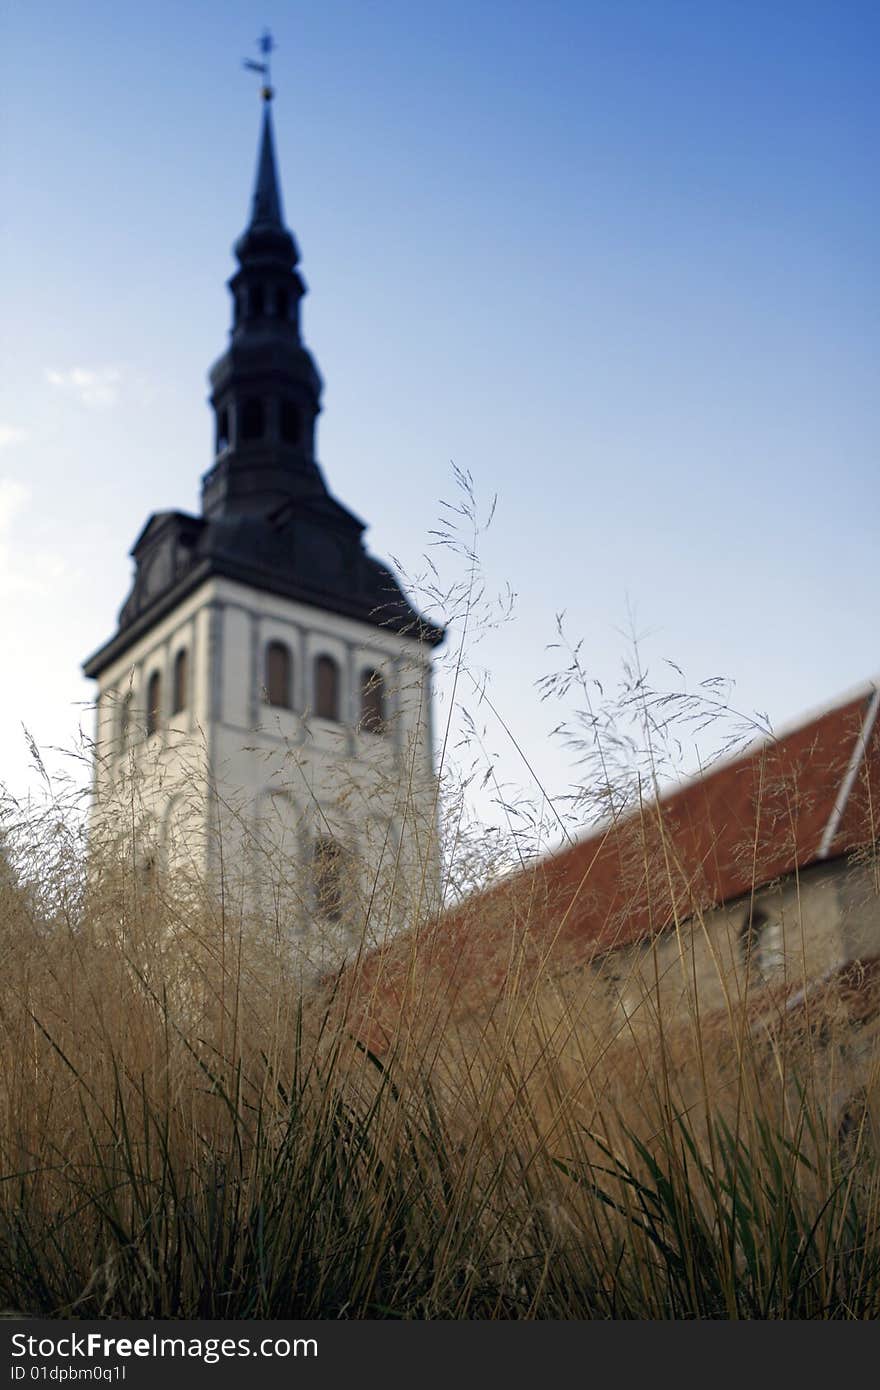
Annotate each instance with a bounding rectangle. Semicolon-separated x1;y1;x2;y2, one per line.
91;575;440;957
588;856;878;1031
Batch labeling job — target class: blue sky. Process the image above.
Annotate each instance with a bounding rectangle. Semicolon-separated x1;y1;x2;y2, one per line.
1;1;877;836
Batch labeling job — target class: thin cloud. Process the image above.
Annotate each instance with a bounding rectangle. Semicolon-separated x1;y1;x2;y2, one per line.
45;366;122;408
0;478;35;598
0;479;68;600
0;425;29;450
0;478;29;531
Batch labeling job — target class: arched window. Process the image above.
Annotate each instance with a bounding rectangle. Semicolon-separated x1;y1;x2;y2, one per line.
146;671;161;737
249;284;265;318
275;287;290;320
280;399;301;445
119;690;132;746
312;836;344;923
314;655;340;721
360;668;386;734
172;649;188;716
241;397;265;441
265;641;292;709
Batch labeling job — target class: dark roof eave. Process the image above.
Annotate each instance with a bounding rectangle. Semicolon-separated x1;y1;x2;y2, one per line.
82;560;215;678
129;509;202;556
209;554;445;646
83;557;444;679
583;846;859;960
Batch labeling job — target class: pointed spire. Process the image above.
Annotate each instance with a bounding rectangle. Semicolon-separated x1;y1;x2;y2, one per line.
249;98;284;231
234;91;298;268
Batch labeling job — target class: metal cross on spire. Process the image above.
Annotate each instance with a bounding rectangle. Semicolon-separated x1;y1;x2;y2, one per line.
243;29;275;101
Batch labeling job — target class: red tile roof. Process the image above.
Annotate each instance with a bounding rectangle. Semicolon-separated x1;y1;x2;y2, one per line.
546;683;880;953
343;683;880;1044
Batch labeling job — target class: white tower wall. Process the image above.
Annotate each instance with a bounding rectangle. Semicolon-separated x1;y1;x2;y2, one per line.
91;576;439;965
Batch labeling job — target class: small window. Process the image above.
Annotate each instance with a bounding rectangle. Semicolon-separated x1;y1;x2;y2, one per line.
360;668;386;734
241;397;265;441
280;399;301;445
275;287;289;320
216;408;229;454
172;649;188;716
249;285;265;318
312;836;345;923
265;641;292;709
314;655;340;722
146;671;161;737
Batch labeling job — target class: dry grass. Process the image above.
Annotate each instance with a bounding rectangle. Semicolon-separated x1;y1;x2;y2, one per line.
1;767;879;1319
1;478;877;1318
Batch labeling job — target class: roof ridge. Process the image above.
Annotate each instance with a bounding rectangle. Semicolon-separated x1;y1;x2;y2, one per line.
665;679;880;805
817;684;880;860
766;675;879;743
550;677;878;862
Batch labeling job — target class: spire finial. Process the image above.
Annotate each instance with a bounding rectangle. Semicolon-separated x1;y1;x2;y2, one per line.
243;29;275;102
236;32;291;244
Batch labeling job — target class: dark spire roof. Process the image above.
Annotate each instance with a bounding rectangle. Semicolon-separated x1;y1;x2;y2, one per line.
81;76;445;681
234;94;298;267
250;100;284;230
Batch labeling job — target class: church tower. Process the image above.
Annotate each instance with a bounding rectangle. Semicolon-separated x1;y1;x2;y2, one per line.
83;79;443;960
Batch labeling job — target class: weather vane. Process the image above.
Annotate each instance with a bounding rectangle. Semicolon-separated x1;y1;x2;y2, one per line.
243;29;275;101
